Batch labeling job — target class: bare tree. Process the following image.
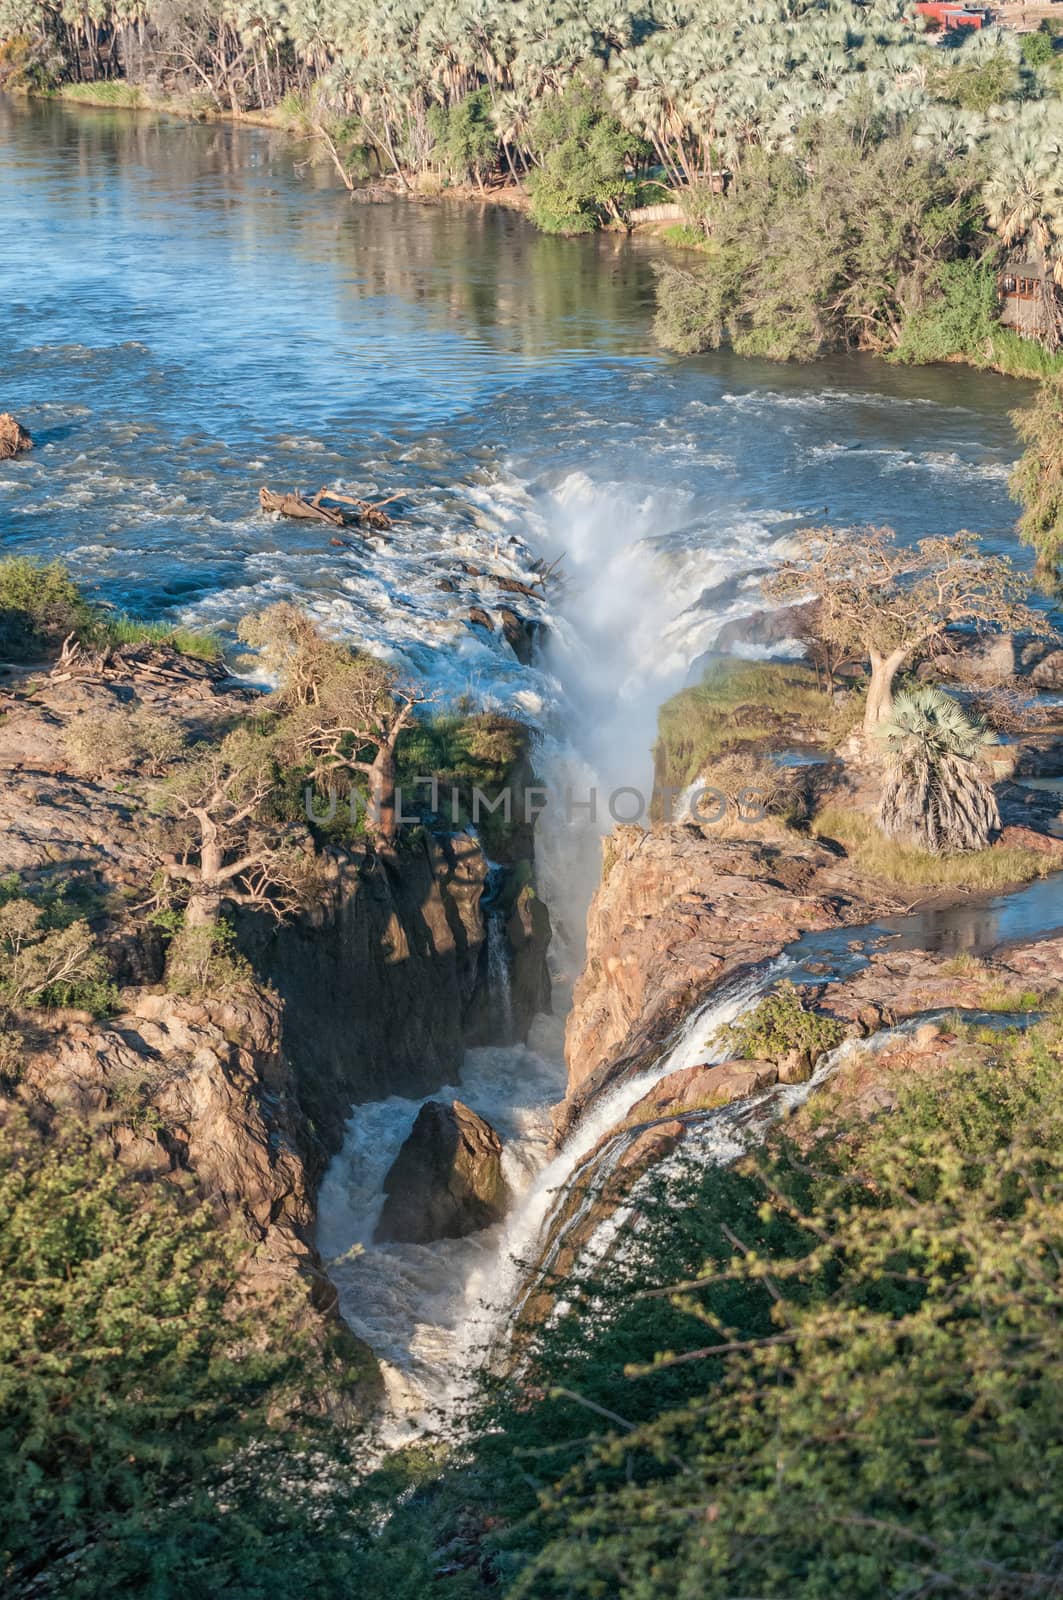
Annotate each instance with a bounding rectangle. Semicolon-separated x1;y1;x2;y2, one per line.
765;527;1048;735
151;725;320;927
239;604;433;842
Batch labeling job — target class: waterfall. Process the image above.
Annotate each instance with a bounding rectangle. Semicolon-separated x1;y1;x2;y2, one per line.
463;961;789;1364
486;911;513;1041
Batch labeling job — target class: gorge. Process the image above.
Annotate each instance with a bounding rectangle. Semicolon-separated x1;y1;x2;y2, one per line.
3;92;1063;1597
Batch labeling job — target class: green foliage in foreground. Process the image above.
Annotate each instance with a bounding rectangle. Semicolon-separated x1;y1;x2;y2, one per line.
716;977;844;1062
0;1112;371;1599
0;557;220;663
371;1026;1063;1598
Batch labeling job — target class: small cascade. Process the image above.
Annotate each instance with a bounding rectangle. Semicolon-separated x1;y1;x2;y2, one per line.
474;961;788;1358
486;911;514;1041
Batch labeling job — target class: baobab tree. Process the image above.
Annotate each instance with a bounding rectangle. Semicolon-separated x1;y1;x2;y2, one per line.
238;603;432;842
151;724;320;928
764;526;1047;736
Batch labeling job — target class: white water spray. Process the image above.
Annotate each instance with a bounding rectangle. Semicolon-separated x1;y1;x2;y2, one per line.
316;466;806;1438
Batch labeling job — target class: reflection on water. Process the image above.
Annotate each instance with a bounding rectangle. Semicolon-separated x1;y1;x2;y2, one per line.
0;91;1033;645
785;870;1063;985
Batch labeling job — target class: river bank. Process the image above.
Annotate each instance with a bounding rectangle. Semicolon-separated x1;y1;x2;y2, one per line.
7;83;1060;387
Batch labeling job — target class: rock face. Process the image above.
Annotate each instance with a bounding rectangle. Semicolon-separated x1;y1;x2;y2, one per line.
14;986;381;1407
254;834;496;1149
375;1099;508;1244
0;412;32;459
0;649;550;1153
714;599;819;655
559;823;884;1141
626;1059;778;1121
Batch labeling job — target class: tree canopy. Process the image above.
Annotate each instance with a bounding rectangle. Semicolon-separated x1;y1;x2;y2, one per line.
764;525;1046;731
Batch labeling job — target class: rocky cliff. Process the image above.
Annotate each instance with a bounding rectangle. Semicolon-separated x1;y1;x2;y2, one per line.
0;643;550;1394
559;821;896;1140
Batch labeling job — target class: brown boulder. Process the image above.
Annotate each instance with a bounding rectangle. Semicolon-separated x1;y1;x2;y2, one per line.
375;1099;508;1244
628;1059;777;1122
995;824;1063;858
0;413;32;460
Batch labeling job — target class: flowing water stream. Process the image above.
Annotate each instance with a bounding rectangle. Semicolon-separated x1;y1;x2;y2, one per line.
1;95;1050;1443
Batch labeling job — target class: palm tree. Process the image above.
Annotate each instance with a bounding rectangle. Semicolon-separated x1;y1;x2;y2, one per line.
877;687;1000;855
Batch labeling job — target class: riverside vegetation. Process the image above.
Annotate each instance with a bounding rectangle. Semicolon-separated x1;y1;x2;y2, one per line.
5;1;1063;374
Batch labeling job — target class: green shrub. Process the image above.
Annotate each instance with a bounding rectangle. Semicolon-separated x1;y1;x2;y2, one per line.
653;116;983;361
64;707;186;779
527;80;645;234
0;899;115;1016
0;1111;374;1598
427;87;497;187
935;48;1020;111
1021;29;1056;68
893;258;1000;364
163;919;254;998
715;978;844;1062
0;557;95;660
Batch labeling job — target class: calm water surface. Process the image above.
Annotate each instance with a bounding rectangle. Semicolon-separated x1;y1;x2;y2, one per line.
0;95;1033;644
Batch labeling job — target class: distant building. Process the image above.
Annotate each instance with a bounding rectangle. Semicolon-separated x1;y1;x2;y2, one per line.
998;259;1063;349
914;2;987;29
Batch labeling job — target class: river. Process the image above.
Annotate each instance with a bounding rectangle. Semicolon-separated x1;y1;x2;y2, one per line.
0;94;1041;1441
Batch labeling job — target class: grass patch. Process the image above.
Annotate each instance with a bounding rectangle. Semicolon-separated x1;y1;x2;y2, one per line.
813;806;1053;891
986;329;1063;382
57;81;145;109
655;660;858;790
976;980;1043;1014
102;614;222;661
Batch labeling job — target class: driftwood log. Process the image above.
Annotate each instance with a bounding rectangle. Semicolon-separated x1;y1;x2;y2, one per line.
0;414;32;460
310;487;399;530
259;487;345;527
258;485;399;532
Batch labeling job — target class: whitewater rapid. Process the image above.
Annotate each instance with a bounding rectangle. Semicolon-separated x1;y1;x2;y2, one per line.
312;461;810;1444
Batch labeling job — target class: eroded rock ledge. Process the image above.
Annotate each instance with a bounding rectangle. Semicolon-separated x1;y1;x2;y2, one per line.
559;822;899;1142
0;644;550;1400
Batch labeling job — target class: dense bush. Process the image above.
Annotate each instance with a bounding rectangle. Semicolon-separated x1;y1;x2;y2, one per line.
526;82;646;235
365;1026;1063;1598
0;1112;371;1599
654;116;984;361
427;87;497;188
893;259;1000;365
0;557;95;659
715;977;845;1062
